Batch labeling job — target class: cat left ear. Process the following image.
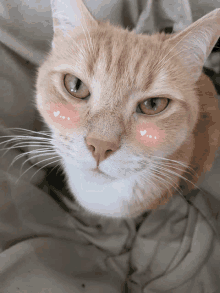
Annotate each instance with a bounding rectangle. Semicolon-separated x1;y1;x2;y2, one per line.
166;9;220;82
50;0;98;37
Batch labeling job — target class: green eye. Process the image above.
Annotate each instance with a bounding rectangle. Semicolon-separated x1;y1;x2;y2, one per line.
64;74;90;99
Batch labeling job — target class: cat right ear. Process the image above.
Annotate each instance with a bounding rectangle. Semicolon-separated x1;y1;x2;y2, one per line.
50;0;98;37
166;9;220;82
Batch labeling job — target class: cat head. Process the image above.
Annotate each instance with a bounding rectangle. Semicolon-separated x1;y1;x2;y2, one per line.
35;0;220;218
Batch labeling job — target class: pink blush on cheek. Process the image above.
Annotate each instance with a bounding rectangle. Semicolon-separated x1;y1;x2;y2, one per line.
136;122;166;147
46;102;80;129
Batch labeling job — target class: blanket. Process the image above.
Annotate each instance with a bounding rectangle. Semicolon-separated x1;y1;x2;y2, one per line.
1;1;220;292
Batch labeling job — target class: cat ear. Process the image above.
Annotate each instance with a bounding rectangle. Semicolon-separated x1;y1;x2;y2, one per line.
166;9;220;82
50;0;98;37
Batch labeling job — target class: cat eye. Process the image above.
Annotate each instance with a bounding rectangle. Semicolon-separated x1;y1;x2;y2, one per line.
64;74;90;99
138;98;169;115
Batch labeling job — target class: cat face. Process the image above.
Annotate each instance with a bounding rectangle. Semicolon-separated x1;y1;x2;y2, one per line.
35;1;220;218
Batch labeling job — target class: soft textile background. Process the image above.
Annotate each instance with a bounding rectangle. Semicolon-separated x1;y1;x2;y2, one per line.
0;1;220;292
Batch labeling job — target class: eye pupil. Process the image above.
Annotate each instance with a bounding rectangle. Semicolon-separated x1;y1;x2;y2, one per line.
144;98;158;109
75;78;81;90
151;99;157;108
139;98;169;115
64;74;90;99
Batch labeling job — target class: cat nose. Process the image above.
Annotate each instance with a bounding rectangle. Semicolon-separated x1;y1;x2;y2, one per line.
86;137;120;166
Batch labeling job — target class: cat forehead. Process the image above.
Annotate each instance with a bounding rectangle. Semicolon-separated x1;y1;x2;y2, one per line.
52;25;174;90
53;23;167;62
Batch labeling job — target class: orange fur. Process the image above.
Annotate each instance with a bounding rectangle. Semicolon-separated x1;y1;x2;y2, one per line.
35;1;220;218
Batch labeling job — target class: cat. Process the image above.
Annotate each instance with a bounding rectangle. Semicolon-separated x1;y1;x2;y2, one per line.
32;1;220;218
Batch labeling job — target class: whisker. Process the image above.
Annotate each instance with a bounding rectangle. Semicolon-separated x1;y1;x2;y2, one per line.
150;167;182;195
0;136;53;154
45;162;62;179
134;174;160;208
15;155;60;184
0;137;30;147
149;172;176;199
20;151;58;174
29;159;61;183
1;142;53;159
152;155;196;176
137;171;175;209
0;135;52;141
153;164;202;192
8;128;52;137
152;160;198;179
150;162;181;189
151;167;201;205
1;141;52;153
139;170;163;193
7;148;55;173
6;152;32;172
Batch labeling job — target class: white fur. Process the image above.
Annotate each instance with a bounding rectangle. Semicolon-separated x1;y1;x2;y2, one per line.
49;127;160;218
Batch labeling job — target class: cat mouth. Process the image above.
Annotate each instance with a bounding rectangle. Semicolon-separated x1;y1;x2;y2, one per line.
91;167;104;174
91;167;105;175
90;167;116;180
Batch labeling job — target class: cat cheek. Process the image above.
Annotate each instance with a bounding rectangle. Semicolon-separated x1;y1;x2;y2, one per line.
136;122;166;147
45;102;80;129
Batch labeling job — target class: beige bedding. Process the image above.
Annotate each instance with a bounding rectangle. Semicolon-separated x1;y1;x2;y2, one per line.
1;1;220;292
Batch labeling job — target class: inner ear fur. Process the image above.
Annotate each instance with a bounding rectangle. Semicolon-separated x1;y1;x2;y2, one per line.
167;8;220;82
51;0;98;37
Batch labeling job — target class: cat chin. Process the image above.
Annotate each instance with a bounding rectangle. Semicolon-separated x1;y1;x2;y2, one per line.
63;161;139;217
68;175;135;218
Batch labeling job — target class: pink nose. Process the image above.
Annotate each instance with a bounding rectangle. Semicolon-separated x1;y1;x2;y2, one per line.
86;137;120;166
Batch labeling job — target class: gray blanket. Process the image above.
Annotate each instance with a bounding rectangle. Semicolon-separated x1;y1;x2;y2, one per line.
1;1;220;292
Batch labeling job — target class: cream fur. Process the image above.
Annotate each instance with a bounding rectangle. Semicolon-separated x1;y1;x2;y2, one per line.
35;1;220;218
